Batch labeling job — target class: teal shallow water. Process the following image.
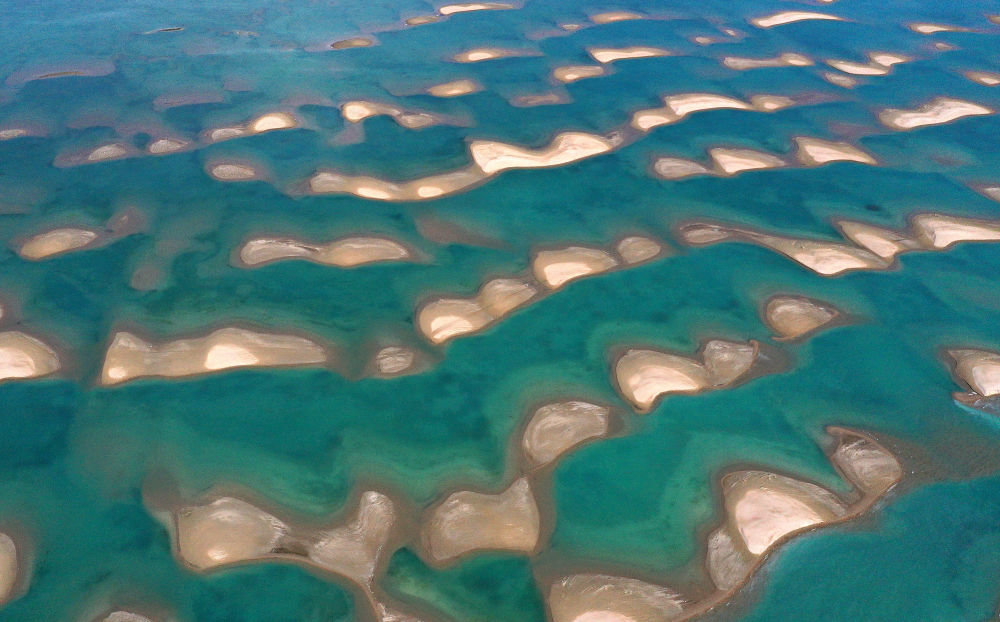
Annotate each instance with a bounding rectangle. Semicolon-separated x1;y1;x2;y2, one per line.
1;0;1000;619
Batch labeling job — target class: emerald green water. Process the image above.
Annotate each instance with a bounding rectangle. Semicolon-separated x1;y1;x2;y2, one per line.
1;0;1000;619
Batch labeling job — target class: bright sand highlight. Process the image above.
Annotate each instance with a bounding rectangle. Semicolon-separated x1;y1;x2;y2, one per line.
0;331;61;382
238;236;412;268
548;574;685;622
751;11;844;28
878;97;993;130
763;296;840;340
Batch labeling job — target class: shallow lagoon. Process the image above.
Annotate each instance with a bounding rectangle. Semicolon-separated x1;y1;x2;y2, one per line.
1;0;1000;619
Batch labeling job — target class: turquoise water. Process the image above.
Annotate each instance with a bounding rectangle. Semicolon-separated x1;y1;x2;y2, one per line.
1;0;1000;619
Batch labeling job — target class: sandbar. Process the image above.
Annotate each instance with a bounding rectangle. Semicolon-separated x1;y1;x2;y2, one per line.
751;11;844;28
0;129;28;140
878;97;993;130
588;46;670;64
590;11;644;24
829;428;902;496
793;136;877;166
763;295;839;340
147;138;189;155
422;477;539;562
532;246;619;289
452;48;533;62
306;491;397;586
708;148;784;175
910;214;1000;249
175;496;287;570
552;65;606;83
823;72;858;88
417;277;537;343
18;227;99;260
723;53;813;70
750;94;795;111
614;349;710;412
615;236;663;264
87;143;129;162
908;23;970;34
0;533;19;605
341;100;448;129
470;132;615;174
521;401;610;467
330;37;375;50
948;349;1000;397
653;157;710;180
966;71;1000;86
426;79;482;97
373;346;416;375
238;236;412;268
548;574;685;622
308;166;487;200
438;3;514;16
208;162;263;181
100;327;327;385
834;221;916;260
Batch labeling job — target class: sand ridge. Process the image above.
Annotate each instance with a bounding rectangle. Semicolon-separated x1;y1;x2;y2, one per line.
878;97;993;130
237;235;414;268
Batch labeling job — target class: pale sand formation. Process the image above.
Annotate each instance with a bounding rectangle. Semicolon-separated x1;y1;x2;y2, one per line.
308;167;487;201
406;15;440;25
615;236;663;264
205;112;297;143
422;477;540;562
469;132;616;174
532;246;619;289
238;236;412;268
653;158;711;180
438;3;514;15
426;79;482;97
373;346;416;375
341;101;449;129
614;340;761;412
763;295;840;340
330;37;375;50
590;11;644;24
0;129;28;140
908;23;971;34
965;71;1000;86
793;137;877;166
17;227;99;260
708;148;785;175
991;15;1000;25
0;533;20;605
417;278;538;343
723;53;813;71
521;401;610;468
548;574;685;622
632;93;786;132
834;221;921;260
588;46;670;64
207;162;264;181
87;143;130;162
823;72;858;88
750;11;844;28
948;349;1000;397
208;127;245;142
100;327;327;385
0;332;61;382
878;97;993;130
706;471;847;589
552;65;607;83
980;186;1000;202
452;48;534;63
910;214;1000;249
99;612;155;622
678;222;889;276
707;430;901;592
826;52;911;76
749;94;795;111
510;92;570;107
167;490;397;590
147;138;189;155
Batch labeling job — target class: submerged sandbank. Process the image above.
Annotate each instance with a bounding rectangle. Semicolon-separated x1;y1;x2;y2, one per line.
723;53;813;71
101;327;327;385
237;236;413;268
426;79;482;97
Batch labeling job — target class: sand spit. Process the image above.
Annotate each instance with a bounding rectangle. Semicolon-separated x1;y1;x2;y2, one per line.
723;53;813;71
426;79;482;97
438;3;514;16
330;37;375;50
532;246;619;288
965;71;1000;86
238;236;412;268
751;11;844;28
794;136;877;166
521;401;610;468
422;477;540;563
878;97;993;130
763;295;840;340
614;340;763;412
548;574;685;622
17;227;99;260
590;11;644;24
164;489;398;592
908;23;971;34
470;132;616;174
309;166;487;201
341;101;454;129
947;349;1000;397
826;52;911;76
452;47;535;63
55;141;137;167
0;533;17;605
588;46;671;63
405;15;440;26
417;278;538;343
100;327;327;385
552;65;607;83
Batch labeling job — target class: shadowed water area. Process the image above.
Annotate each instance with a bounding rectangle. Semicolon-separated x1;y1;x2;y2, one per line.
1;0;1000;619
